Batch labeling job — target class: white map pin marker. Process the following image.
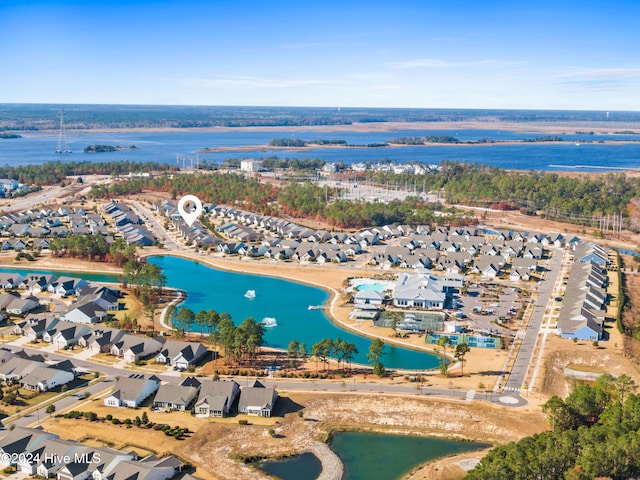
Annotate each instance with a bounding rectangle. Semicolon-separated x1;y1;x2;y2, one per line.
177;194;203;226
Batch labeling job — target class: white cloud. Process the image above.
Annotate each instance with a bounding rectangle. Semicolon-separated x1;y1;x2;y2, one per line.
169;75;349;89
391;58;525;69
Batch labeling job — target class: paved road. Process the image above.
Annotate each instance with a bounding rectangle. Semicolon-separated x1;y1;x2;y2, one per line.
131;201;181;250
503;249;564;395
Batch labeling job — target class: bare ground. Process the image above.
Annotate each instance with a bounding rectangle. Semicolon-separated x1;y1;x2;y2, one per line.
174;392;548;480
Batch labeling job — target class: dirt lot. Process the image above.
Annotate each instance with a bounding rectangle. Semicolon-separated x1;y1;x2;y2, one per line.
173;392;547;480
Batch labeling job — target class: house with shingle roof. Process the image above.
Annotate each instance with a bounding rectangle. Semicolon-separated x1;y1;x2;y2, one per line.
20;366;75;392
155;340;208;370
238;380;278;417
104;374;160;408
194;379;240;417
152;383;198;411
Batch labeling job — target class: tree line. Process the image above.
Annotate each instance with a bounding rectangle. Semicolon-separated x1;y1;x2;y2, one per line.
50;235;137;265
167;307;265;367
0;160;173;186
467;374;639;479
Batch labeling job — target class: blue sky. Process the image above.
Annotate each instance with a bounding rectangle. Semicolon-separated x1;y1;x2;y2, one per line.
1;0;639;110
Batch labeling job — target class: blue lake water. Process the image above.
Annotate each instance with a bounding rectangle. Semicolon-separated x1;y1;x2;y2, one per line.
331;431;487;480
0;258;439;369
2;128;640;171
148;255;439;370
0;266;119;283
258;452;322;480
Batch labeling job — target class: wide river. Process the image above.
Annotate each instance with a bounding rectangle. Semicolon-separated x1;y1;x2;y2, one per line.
2;128;640;171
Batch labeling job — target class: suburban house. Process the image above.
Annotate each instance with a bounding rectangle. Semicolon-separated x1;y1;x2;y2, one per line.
27;438;88;477
110;334;163;363
238;380;278;417
155;340;208;370
19;316;60;340
20;366;75;392
0;356;44;383
48;276;89;296
48;323;92;348
5;296;40;315
0;427;58;470
194;379;240;417
0;427;181;480
104;374;160;408
61;301;109;324
78;327;126;353
152;383;199;411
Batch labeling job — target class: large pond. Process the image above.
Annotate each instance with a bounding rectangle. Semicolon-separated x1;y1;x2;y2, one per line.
258;452;322;480
258;431;487;480
0;256;440;369
148;255;440;370
333;431;486;480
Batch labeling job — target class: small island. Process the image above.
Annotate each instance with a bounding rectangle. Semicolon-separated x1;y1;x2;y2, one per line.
0;132;22;139
84;144;137;153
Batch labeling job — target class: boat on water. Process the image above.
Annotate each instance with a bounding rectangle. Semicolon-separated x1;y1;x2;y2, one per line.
308;305;324;310
244;290;256;299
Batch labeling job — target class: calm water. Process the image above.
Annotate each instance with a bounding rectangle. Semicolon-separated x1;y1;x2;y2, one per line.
258;452;322;480
148;255;440;370
0;257;439;369
331;431;486;480
2;128;640;171
0;266;119;283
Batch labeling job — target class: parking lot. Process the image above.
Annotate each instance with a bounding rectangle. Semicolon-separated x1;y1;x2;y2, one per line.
448;283;527;336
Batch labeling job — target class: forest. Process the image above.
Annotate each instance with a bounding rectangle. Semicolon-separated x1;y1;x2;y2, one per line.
467;375;639;480
87;160;640;229
0;160;173;185
89;172;467;228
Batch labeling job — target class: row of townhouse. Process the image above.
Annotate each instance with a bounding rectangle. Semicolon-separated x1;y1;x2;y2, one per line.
107;374;278;417
0;426;188;480
557;243;610;341
213;205;379;246
370;239;543;279
155;200;217;247
0;206;111;240
0;348;76;391
103;201;157;246
171;217;217;247
14;318;208;367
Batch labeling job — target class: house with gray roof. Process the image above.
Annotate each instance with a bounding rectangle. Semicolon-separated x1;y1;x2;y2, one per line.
155;340;208;370
194;379;240;417
6;296;40;315
0;427;58;470
392;270;448;309
20;366;75;392
557;261;608;341
0;356;44;383
153;383;198;411
110;334;163;364
104;374;160;408
238;380;278;417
